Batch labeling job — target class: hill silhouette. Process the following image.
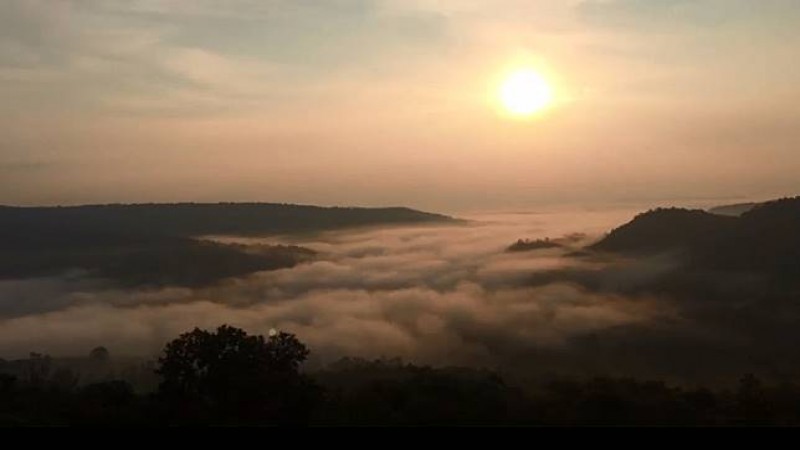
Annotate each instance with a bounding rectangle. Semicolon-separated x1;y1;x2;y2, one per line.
591;207;735;255
591;196;800;281
0;203;455;239
0;203;457;286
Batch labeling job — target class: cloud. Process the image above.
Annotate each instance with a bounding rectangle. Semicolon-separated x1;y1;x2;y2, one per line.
577;0;800;30
0;160;57;172
0;211;670;370
4;208;797;381
0;0;450;116
0;0;74;67
0;282;664;368
133;0;449;65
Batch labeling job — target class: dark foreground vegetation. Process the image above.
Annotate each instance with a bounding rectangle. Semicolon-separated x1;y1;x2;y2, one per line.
1;325;798;427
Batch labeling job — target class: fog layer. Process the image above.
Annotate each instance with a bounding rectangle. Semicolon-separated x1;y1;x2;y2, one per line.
1;209;660;368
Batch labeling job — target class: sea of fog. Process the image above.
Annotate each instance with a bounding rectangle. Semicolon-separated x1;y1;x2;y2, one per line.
0;205;679;374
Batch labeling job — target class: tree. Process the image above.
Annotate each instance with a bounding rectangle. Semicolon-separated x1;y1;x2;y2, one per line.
22;352;52;387
155;325;318;425
89;346;110;363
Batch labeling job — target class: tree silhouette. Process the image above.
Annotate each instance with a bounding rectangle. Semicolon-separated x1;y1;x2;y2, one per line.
155;325;318;425
89;346;110;363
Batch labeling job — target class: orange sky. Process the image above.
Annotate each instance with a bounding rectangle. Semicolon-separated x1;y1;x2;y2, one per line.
2;0;799;212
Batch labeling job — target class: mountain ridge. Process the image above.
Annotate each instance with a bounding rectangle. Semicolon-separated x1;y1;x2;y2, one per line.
591;196;800;280
0;202;459;287
0;202;457;239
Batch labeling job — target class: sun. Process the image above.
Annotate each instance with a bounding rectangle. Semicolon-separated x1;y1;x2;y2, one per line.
498;69;554;117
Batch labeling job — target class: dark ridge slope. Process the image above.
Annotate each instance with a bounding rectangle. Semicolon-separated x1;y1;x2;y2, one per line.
0;203;456;286
0;203;456;244
591;197;800;279
700;197;800;275
590;208;736;255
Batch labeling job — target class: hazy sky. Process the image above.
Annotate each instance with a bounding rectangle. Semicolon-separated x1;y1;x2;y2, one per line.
2;0;799;212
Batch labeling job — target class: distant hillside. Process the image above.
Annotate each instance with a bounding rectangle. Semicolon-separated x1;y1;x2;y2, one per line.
702;197;800;275
0;203;457;286
708;202;760;217
0;238;315;288
0;203;456;242
591;197;800;279
591;208;735;255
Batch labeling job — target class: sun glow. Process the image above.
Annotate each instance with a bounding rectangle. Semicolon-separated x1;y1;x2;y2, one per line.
498;69;554;117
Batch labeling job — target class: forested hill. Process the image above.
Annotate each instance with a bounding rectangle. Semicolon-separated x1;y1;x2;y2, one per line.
590;196;800;279
590;207;736;255
0;203;457;241
0;203;457;287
